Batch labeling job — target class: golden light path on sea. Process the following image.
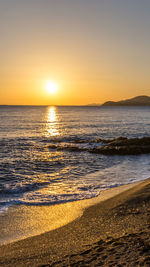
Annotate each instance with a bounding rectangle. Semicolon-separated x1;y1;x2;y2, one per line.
46;106;59;137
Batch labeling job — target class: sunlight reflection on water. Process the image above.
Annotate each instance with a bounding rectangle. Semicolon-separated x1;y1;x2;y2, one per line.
46;106;59;137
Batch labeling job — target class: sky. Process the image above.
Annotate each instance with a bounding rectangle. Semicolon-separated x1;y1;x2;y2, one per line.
1;0;150;105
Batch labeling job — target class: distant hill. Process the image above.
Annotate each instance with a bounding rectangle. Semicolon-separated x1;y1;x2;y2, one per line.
102;95;150;106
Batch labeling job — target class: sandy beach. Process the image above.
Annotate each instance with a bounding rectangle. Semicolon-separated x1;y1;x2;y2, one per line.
1;0;150;266
0;178;150;266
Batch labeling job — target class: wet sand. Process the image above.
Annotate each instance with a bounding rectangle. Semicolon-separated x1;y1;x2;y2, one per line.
0;178;150;266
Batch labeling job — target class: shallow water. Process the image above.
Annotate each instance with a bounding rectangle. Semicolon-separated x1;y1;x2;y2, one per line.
0;105;150;214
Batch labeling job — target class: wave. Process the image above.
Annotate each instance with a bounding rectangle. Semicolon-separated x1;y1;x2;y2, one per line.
0;181;50;195
0;191;98;211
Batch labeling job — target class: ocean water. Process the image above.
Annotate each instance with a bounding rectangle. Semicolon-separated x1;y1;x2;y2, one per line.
1;105;150;215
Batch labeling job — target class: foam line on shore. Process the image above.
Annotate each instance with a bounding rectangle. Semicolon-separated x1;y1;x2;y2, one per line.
0;178;150;266
0;180;141;246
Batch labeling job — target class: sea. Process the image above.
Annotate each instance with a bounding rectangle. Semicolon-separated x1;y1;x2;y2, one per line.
1;105;150;216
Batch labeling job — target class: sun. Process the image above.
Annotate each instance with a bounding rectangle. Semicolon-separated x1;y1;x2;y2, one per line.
46;81;58;94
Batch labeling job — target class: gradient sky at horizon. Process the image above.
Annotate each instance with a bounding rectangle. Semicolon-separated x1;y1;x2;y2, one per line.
1;0;150;105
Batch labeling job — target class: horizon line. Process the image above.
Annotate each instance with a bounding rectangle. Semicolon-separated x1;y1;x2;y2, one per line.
0;104;102;107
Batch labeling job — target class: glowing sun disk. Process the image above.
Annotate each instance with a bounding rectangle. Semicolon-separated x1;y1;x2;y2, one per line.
46;81;58;94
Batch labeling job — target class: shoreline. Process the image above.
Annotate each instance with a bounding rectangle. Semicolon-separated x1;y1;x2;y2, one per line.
0;181;141;246
0;178;150;266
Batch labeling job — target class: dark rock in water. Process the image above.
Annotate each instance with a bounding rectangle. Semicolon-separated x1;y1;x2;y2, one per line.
48;144;86;152
48;136;150;155
89;137;150;155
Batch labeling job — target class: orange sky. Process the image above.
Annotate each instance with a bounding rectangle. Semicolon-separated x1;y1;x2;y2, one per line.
1;0;150;105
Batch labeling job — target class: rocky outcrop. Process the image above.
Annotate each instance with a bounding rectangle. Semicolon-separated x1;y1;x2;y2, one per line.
48;136;150;155
89;137;150;155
